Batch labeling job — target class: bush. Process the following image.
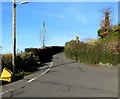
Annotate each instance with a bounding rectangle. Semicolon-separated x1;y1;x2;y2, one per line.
2;46;64;74
21;52;40;72
65;42;119;66
1;46;64;82
25;46;64;63
2;52;40;73
2;54;12;71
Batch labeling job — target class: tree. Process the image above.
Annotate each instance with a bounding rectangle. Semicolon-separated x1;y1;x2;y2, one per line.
41;21;46;48
98;7;113;38
112;24;120;36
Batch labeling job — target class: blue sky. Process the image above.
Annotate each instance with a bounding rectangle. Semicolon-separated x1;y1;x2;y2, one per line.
2;2;118;53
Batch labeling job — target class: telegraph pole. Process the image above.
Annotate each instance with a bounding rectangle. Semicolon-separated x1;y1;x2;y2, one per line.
12;0;16;72
12;0;29;72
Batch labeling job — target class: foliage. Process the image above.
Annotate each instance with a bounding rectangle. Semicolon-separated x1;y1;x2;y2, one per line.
25;46;64;63
21;52;40;72
69;40;77;42
2;46;64;77
97;29;103;37
15;71;31;77
2;53;40;73
98;24;120;38
64;41;119;66
69;39;80;43
2;54;12;71
112;24;120;36
98;8;113;38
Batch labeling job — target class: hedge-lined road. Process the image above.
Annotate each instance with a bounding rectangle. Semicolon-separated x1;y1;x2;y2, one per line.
1;52;118;97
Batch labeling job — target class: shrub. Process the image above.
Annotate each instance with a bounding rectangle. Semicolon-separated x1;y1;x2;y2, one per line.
64;42;119;66
2;54;12;71
2;52;40;73
2;46;64;74
25;46;64;63
21;52;39;72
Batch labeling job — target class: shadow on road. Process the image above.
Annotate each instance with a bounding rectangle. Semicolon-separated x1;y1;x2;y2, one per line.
0;75;24;86
39;61;75;71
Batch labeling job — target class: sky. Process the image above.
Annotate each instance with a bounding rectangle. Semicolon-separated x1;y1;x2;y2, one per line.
1;2;118;54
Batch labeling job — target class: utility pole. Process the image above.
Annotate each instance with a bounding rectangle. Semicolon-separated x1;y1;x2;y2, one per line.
42;21;46;48
12;0;16;72
12;0;29;72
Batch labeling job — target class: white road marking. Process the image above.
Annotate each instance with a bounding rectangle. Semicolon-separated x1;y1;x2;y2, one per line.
27;62;53;83
27;77;37;83
53;55;56;57
1;89;13;96
50;62;53;67
1;61;53;95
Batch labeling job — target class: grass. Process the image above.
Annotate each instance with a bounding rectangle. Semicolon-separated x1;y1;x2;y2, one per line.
85;38;100;45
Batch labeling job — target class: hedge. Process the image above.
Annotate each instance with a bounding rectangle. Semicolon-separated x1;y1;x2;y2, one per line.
2;52;40;73
25;46;64;63
64;42;119;66
2;46;64;73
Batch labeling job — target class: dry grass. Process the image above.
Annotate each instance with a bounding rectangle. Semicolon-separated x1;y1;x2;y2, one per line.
85;38;100;45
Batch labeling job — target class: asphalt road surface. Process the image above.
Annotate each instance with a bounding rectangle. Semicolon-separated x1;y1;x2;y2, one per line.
0;52;118;97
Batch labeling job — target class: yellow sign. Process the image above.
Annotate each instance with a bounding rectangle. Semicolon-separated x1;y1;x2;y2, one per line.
0;67;13;82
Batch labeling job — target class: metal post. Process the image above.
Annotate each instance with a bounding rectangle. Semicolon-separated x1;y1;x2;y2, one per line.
12;0;16;72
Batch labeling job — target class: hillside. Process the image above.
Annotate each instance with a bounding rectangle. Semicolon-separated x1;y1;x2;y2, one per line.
64;24;120;66
85;36;119;54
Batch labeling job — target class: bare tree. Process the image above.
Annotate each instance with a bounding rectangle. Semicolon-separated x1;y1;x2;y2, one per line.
41;21;46;48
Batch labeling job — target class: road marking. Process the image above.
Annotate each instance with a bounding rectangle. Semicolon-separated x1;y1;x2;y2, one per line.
53;55;56;57
1;89;13;96
38;62;53;76
1;62;53;95
50;62;53;67
27;77;37;83
27;62;53;83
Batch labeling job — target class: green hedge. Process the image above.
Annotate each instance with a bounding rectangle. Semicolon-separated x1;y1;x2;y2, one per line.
2;52;40;73
25;46;64;63
64;42;119;66
2;46;64;73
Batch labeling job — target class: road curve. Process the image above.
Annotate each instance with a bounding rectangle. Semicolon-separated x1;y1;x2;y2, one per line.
1;52;118;97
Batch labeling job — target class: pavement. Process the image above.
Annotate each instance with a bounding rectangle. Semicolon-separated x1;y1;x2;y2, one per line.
0;52;118;97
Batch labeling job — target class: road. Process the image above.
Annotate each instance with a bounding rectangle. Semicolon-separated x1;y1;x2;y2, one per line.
0;52;118;97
